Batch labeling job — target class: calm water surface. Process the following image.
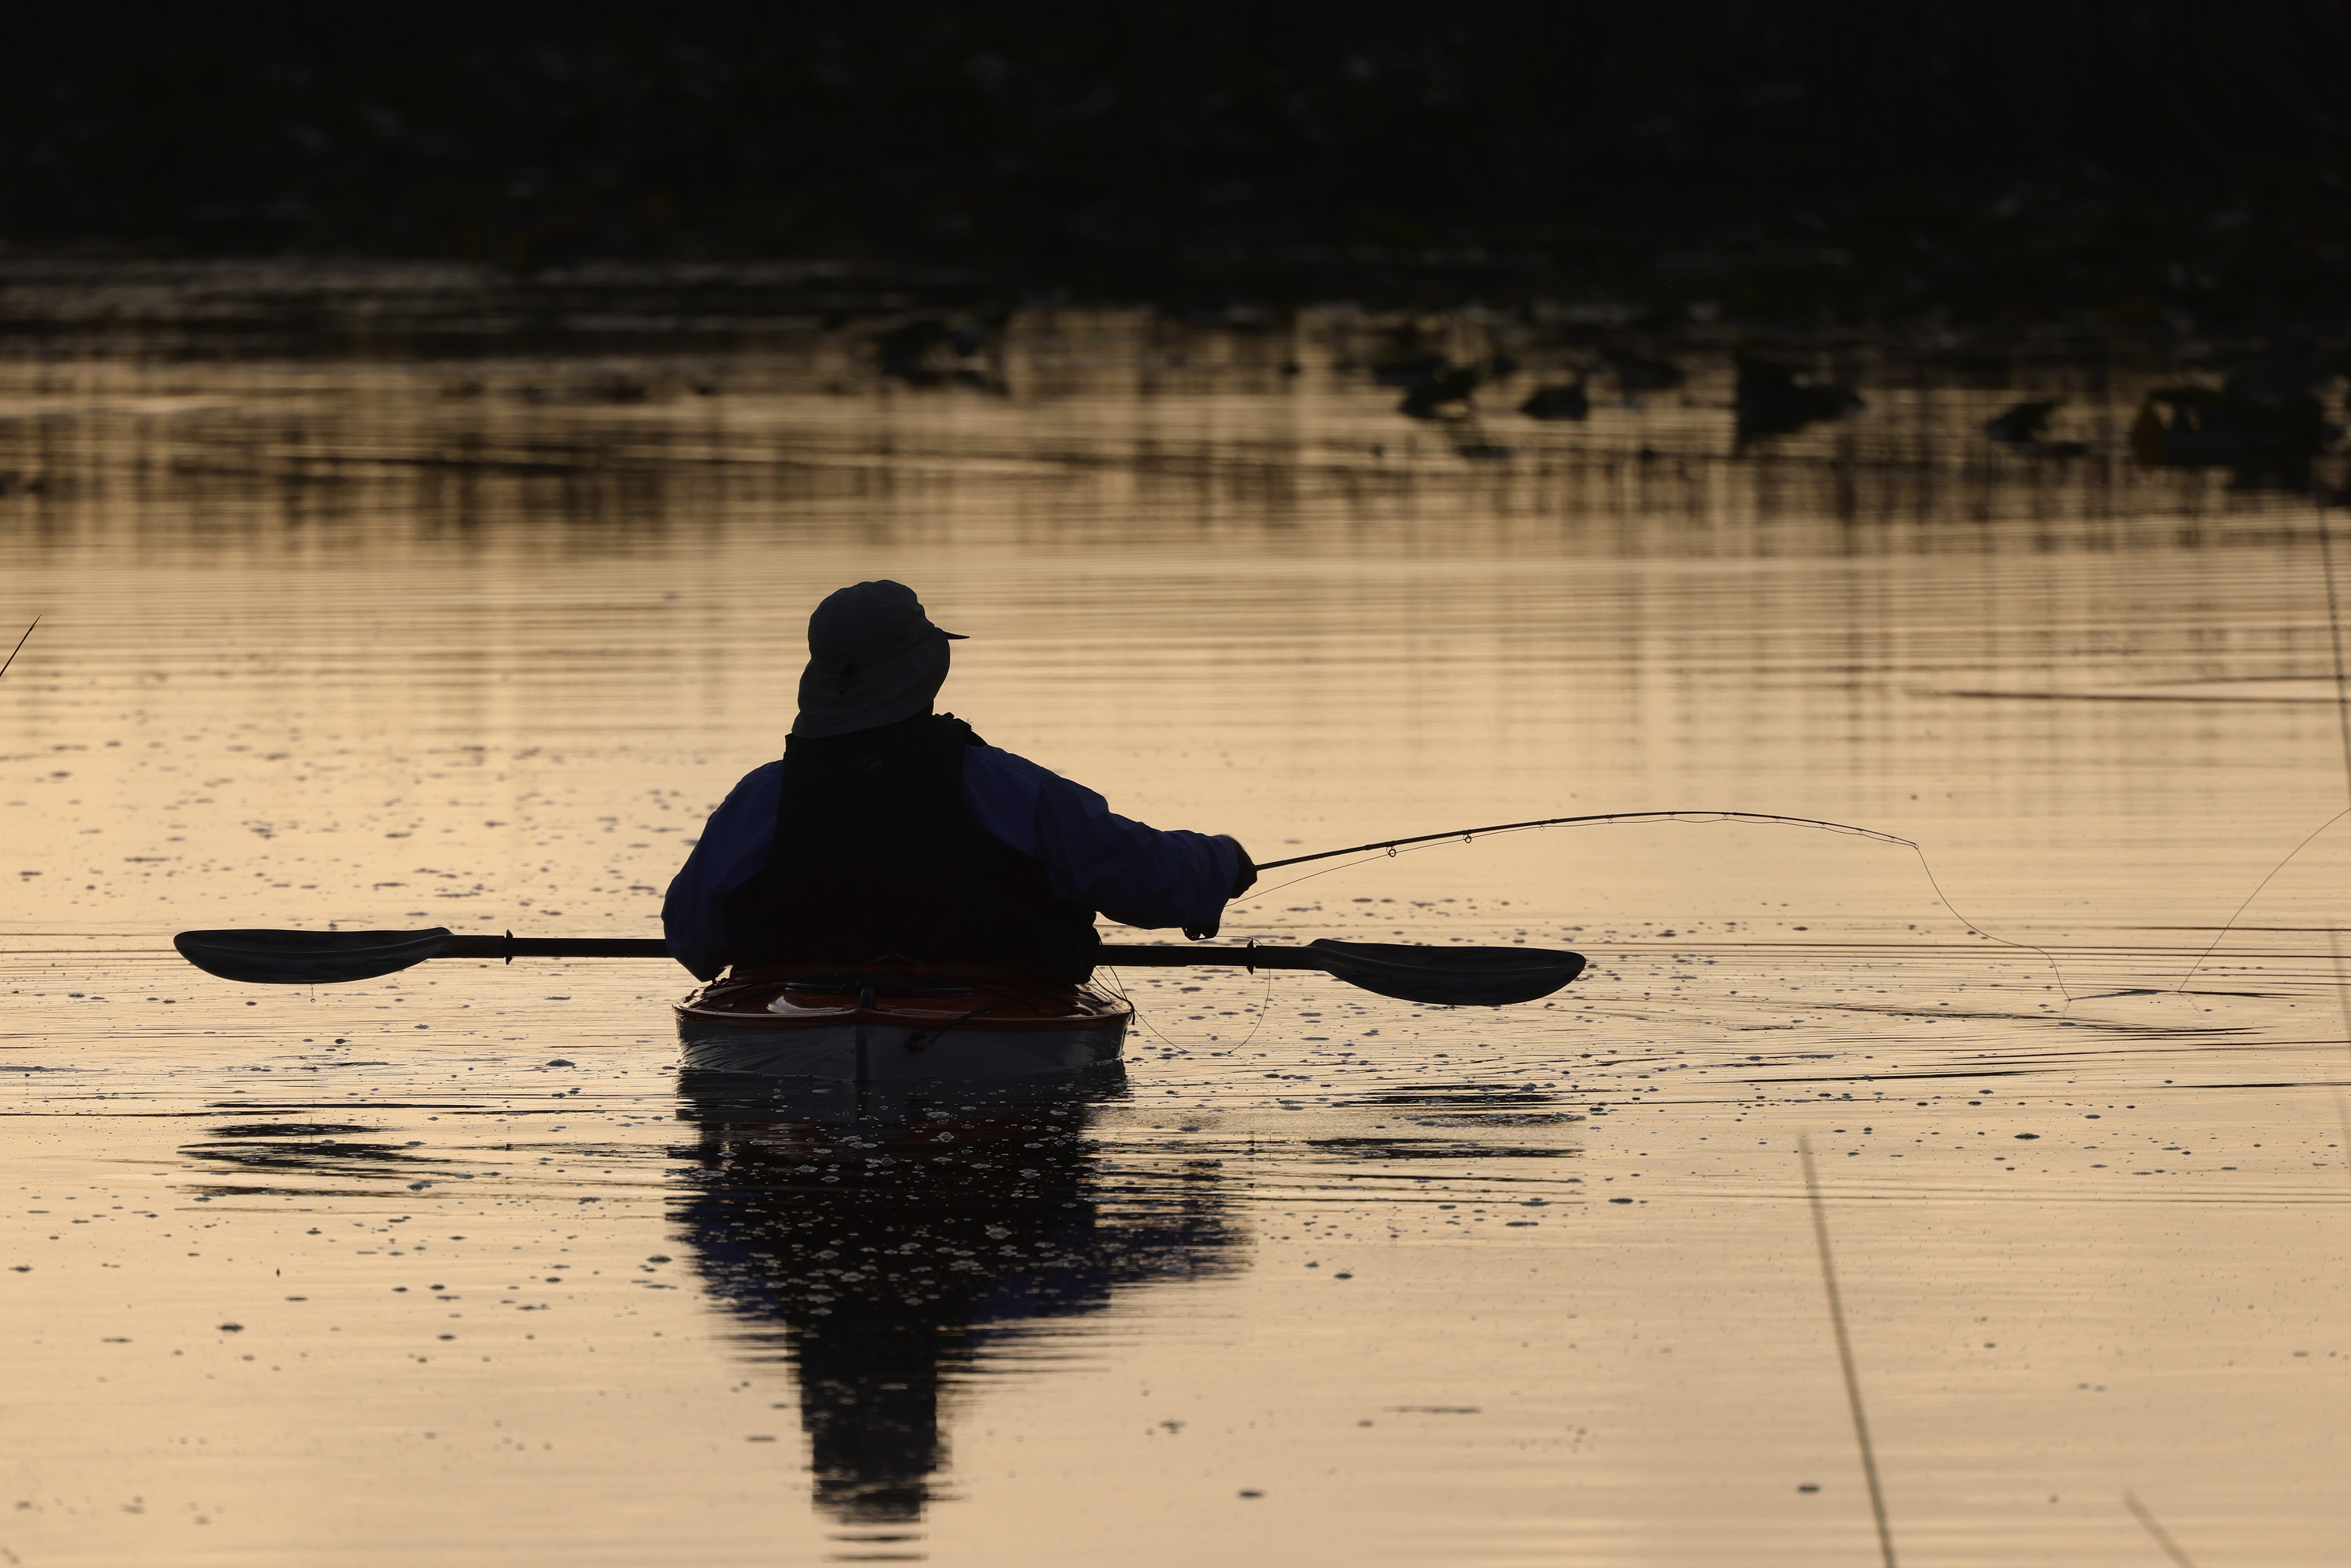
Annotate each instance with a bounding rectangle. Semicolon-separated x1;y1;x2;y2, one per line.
3;300;2347;1565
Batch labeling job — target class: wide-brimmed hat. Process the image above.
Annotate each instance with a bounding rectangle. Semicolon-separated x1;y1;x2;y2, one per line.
792;581;966;738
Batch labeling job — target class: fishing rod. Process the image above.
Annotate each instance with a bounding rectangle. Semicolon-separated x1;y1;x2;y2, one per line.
1257;806;2072;994
1257;809;1912;871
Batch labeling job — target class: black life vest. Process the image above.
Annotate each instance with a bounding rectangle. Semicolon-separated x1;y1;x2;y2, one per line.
719;713;1100;983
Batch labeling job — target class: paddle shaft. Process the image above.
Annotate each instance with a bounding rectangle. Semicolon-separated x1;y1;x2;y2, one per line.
439;936;671;960
433;935;1330;970
1101;943;1328;971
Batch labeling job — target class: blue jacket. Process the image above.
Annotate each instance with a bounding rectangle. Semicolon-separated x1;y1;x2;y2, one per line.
663;741;1240;980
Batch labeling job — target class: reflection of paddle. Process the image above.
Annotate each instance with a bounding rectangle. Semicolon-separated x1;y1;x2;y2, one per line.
172;928;1585;1007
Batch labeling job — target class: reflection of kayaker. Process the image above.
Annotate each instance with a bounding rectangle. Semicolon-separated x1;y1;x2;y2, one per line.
661;581;1256;1074
672;1074;1241;1525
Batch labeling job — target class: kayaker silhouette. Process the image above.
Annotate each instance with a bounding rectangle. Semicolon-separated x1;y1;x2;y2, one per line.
664;581;1255;983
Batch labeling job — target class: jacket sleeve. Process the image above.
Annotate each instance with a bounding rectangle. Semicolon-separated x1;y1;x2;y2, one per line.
959;744;1239;931
660;760;785;980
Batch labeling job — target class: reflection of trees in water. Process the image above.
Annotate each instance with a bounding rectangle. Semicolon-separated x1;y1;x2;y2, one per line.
670;1070;1243;1526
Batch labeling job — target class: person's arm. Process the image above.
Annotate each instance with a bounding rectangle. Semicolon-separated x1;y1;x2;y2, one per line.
961;744;1251;931
660;761;784;980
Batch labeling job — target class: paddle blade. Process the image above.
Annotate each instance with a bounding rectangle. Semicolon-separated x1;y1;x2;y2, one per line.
1305;940;1585;1005
174;927;457;985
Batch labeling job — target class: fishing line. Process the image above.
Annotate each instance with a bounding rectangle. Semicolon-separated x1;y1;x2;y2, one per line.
0;616;38;681
2177;500;2351;996
1248;809;2073;998
1098;962;1276;1056
2172;809;2349;993
1229;963;1277;1052
1095;965;1186;1053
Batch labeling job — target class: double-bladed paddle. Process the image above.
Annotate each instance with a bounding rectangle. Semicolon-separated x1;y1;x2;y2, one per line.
172;927;1585;1007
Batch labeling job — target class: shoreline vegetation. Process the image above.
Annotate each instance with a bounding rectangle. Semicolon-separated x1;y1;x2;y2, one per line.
0;254;2344;499
3;3;2348;335
0;262;2342;503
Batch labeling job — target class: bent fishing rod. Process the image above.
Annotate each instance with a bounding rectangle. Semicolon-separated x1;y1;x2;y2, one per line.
1255;809;1912;871
1255;805;2070;994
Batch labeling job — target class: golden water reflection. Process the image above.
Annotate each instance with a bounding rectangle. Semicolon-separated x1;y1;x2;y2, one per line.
2;307;2347;1565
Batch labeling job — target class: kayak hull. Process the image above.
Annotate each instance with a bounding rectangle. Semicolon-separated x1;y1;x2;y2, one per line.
677;1019;1128;1079
675;973;1131;1082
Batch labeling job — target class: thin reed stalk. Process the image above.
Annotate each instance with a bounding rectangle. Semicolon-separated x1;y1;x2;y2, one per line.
2317;512;2351;1186
2122;1490;2201;1568
1798;1135;1897;1568
0;617;37;680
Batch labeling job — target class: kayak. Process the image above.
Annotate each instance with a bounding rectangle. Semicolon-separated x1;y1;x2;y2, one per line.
676;970;1132;1081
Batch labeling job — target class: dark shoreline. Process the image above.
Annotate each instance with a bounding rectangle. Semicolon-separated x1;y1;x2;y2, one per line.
2;253;2343;367
6;5;2347;335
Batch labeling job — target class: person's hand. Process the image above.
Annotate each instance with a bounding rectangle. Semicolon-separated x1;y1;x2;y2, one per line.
1184;837;1256;938
1225;837;1257;897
